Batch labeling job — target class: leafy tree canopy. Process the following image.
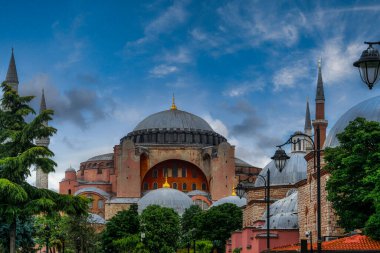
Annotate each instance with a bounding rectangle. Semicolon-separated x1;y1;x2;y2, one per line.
102;204;140;252
325;117;380;239
140;205;180;253
198;203;242;250
181;205;203;242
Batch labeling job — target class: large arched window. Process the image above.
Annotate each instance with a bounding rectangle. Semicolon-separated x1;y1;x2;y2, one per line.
98;199;104;209
192;183;197;190
172;182;178;189
182;183;187;191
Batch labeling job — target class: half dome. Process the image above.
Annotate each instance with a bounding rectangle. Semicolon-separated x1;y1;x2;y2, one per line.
254;152;307;187
137;187;193;215
210;196;247;208
325;96;380;148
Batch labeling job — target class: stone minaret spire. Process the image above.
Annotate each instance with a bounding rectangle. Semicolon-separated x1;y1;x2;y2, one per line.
304;98;312;136
312;58;328;146
35;89;50;189
5;48;19;93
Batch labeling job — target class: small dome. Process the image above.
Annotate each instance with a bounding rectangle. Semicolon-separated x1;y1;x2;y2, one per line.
187;190;209;197
263;191;298;217
87;213;106;225
65;167;76;172
262;191;298;229
265;213;299;229
254;152;307;187
325;96;380;148
210;196;247;208
134;109;213;132
87;153;114;161
137;188;193;215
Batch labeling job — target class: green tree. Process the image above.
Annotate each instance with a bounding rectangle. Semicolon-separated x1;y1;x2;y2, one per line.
198;203;242;252
140;205;180;253
0;216;35;253
0;82;88;252
102;204;140;252
180;205;203;248
325;117;380;239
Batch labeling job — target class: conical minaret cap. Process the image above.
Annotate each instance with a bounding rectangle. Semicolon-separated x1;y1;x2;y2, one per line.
304;98;312;132
316;58;325;101
5;48;19;84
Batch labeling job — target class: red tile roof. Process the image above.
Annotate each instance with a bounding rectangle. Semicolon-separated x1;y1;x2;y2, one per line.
272;235;380;252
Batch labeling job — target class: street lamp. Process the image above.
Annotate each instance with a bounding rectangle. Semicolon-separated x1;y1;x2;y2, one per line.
353;41;380;89
272;127;322;253
235;170;271;251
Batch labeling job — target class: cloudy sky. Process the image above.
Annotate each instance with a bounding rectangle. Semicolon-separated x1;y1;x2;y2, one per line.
1;0;380;190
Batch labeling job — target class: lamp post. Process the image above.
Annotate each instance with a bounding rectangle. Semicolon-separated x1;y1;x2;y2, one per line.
272;128;322;253
235;170;272;251
353;41;380;89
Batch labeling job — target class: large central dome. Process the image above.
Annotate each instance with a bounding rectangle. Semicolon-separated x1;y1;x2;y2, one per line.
134;109;213;132
124;106;226;146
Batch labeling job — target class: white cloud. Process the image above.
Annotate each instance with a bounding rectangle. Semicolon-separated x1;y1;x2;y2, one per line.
149;64;178;77
203;115;229;138
315;38;362;86
223;81;264;97
273;62;309;91
125;0;189;49
163;47;192;64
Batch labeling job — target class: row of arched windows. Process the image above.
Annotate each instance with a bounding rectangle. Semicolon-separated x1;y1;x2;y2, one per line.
143;182;207;191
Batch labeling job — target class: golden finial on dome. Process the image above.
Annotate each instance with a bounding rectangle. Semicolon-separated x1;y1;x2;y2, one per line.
170;93;177;110
163;176;170;188
231;184;237;196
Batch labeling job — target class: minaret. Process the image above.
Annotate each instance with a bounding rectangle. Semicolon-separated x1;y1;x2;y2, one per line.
304;98;312;151
35;89;50;189
312;59;328;146
5;49;19;93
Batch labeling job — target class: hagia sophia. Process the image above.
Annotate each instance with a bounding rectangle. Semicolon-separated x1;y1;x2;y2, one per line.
4;49;380;252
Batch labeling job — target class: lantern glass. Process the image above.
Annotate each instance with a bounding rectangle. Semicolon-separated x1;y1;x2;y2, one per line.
271;148;290;172
235;184;245;199
358;61;380;89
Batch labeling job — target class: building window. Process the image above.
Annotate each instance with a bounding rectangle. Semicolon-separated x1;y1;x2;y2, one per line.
153;182;158;189
97;168;102;174
153;169;158;178
163;168;168;177
173;182;177;189
202;182;206;191
68;189;71;195
191;169;197;178
182;183;187;191
98;199;104;209
192;183;196;190
143;182;148;190
172;168;178;178
182;168;187;177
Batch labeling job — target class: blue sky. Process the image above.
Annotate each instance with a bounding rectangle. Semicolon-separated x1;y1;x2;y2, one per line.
1;0;380;190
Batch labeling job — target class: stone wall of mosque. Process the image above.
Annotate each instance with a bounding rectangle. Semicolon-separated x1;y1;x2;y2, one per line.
298;152;344;243
105;203;133;220
242;186;294;227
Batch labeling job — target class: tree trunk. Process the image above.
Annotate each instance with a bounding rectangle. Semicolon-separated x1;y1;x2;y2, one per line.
9;218;16;253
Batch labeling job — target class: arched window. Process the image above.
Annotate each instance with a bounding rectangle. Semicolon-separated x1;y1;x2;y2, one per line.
153;182;158;189
143;182;148;190
191;169;197;178
182;183;187;191
202;182;206;191
98;199;104;209
68;189;71;195
182;168;187;177
172;168;178;178
192;183;197;190
173;183;178;189
153;169;158;178
297;138;301;151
